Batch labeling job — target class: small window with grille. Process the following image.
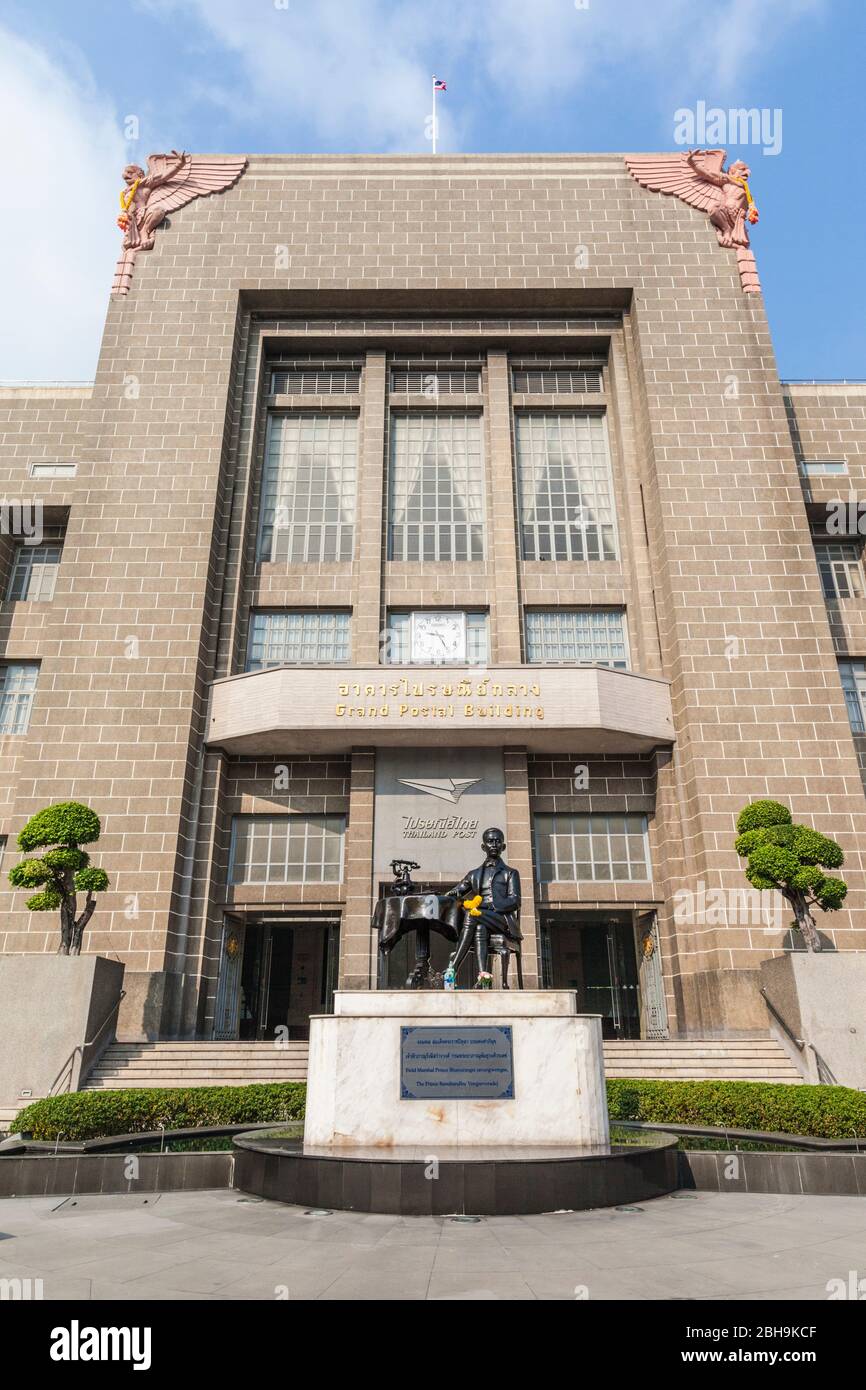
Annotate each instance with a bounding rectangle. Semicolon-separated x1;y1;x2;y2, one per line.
390;366;482;395
7;541;63;601
799;459;847;476
534;813;651;883
269;364;361;395
512;362;604;394
0;662;39;735
246;610;351;669
229;814;346;885
525;609;628;667
816;542;864;600
839;660;866;734
384;610;489;665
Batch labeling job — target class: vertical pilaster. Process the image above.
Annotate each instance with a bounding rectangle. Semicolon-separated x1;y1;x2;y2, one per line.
339;747;376;990
503;747;539;989
353;350;387;662
486;350;523;663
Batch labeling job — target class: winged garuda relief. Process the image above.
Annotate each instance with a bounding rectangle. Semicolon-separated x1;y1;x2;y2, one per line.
625;148;761;293
111;151;247;294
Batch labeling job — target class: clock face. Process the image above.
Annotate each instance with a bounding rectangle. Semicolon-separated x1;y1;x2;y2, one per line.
410;611;467;663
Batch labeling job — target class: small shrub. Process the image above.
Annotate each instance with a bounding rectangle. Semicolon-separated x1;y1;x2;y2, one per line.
11;1076;866;1143
607;1078;866;1139
12;1081;306;1141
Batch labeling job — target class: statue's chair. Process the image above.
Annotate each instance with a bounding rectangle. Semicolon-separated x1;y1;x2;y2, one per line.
488;919;524;990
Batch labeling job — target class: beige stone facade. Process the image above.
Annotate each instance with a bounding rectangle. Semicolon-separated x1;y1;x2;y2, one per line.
0;152;864;1044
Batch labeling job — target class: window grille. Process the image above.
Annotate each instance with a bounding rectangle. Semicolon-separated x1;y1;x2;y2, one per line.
534;813;651;883
515;412;618;561
387;413;485;561
258;413;357;563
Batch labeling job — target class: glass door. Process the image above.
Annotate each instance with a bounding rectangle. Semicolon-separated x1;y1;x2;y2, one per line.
540;911;640;1038
237;918;339;1041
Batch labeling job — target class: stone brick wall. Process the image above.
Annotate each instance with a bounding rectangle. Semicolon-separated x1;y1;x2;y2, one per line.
0;154;862;1039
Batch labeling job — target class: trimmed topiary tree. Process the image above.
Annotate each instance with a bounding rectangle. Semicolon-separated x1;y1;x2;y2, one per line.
8;801;110;956
734;799;847;952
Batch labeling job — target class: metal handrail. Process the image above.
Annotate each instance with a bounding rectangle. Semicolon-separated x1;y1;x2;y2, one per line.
47;989;126;1096
760;986;839;1086
759;987;804;1050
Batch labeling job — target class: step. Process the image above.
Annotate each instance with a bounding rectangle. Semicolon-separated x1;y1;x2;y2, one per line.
78;1036;804;1092
605;1067;800;1079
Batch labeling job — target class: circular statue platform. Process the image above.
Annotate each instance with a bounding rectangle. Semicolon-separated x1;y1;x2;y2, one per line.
232;1127;679;1216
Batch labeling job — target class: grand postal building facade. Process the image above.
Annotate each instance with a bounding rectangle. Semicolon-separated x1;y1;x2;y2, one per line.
1;149;864;1055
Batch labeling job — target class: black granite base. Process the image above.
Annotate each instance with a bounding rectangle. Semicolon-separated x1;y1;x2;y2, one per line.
232;1133;680;1216
0;1151;233;1199
679;1149;866;1196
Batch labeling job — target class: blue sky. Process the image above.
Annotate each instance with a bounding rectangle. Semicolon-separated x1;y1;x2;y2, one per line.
0;0;862;380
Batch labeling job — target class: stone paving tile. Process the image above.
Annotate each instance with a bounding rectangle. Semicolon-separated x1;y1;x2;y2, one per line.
318;1271;435;1301
427;1272;538;1300
1;1190;864;1300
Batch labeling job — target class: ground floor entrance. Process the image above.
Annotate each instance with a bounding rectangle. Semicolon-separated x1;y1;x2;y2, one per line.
539;910;645;1038
215;915;339;1041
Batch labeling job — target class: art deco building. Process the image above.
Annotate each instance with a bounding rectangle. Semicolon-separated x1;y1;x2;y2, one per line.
1;150;864;1053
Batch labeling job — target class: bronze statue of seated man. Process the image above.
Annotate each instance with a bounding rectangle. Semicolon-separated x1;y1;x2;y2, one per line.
443;826;524;988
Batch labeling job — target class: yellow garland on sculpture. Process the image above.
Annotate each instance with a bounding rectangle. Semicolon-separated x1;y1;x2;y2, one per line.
731;175;759;224
117;178;141;233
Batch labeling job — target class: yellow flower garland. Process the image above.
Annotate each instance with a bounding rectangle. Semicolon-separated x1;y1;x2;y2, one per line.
119;178;141;212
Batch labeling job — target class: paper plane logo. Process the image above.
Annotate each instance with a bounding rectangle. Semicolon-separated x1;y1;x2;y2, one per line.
397;776;481;804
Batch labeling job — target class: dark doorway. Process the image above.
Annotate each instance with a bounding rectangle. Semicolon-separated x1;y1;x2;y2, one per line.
238;918;338;1041
540;911;640;1038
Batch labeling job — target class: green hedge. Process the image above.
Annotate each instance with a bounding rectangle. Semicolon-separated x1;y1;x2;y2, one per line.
11;1082;306;1142
11;1076;866;1143
607;1078;866;1139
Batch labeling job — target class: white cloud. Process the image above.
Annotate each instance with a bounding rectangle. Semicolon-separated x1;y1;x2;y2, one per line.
0;0;827;380
0;28;125;380
477;0;825;102
171;0;824;148
170;0;459;153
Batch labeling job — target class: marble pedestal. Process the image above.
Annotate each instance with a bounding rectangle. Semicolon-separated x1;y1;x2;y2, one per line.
303;990;609;1149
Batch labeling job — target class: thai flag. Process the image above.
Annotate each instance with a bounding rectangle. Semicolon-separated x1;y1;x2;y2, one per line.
434;78;446;91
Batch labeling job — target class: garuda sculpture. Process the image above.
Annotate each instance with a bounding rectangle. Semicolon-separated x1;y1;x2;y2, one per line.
625;148;761;294
112;151;247;295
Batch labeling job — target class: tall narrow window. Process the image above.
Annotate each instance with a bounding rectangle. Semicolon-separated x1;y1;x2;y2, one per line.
816;542;863;600
839;660;866;734
515;412;618;561
525;609;628;667
229;814;346;884
258;414;357;563
7;543;62;601
534;813;651;883
388;413;485;561
246;610;351;670
0;663;38;735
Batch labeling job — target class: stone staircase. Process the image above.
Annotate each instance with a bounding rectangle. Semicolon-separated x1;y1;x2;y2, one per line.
77;1035;803;1092
603;1038;803;1083
82;1041;310;1090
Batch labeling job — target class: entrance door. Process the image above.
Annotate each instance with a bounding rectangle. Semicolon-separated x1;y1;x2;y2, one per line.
540;911;640;1038
235;919;338;1041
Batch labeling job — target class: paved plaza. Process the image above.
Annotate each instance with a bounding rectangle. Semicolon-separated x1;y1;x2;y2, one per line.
1;1189;863;1301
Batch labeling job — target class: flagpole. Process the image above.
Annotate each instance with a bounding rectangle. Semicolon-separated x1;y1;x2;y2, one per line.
432;74;437;155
